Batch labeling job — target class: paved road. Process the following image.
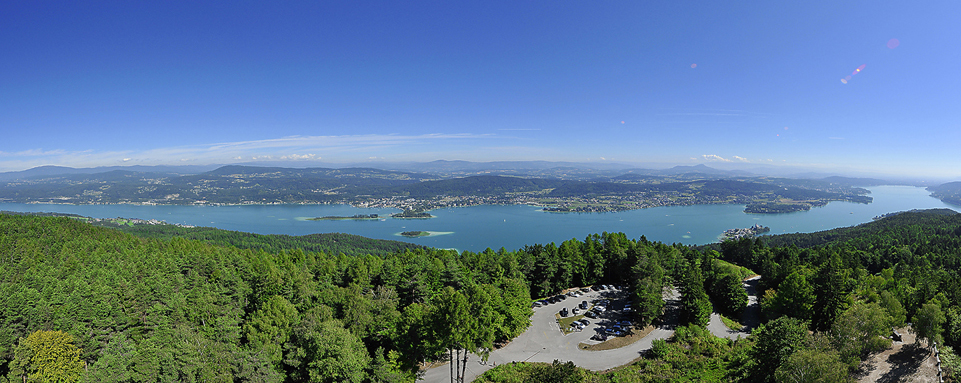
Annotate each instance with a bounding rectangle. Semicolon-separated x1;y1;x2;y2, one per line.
421;288;680;383
707;275;760;339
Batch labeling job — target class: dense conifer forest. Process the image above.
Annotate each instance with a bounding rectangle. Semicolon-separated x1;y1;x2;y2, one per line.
3;209;961;382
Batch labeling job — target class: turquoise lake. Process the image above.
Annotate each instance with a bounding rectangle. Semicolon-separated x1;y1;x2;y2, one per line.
1;186;957;252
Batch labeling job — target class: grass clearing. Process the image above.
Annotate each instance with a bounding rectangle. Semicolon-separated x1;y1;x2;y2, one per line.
719;315;743;331
578;324;654;351
714;259;756;280
557;314;586;334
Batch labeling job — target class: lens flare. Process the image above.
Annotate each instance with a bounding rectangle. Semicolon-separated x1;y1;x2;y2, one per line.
691;63;697;68
841;65;866;84
887;38;900;49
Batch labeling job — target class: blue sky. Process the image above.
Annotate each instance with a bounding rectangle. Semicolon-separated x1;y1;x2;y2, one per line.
2;2;960;178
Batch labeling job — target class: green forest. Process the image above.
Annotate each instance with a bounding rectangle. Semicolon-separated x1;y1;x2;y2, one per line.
3;210;961;382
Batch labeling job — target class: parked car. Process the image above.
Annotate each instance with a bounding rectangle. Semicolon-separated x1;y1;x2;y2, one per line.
584;311;597;318
560;308;568;317
580;300;588;309
580;287;591;293
593;305;606;313
579;319;591;326
591;333;608;341
572;308;581;315
532;301;543;308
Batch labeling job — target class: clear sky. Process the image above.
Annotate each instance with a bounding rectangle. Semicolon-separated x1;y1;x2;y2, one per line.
2;2;960;178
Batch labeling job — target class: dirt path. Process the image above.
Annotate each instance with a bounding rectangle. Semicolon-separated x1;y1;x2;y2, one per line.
856;327;941;383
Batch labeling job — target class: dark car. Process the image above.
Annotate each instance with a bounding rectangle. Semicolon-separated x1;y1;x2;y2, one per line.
560;308;569;317
580;300;588;309
592;333;608;341
584;311;597;319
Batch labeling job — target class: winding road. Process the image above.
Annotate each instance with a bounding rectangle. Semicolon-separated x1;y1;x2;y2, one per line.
707;275;761;339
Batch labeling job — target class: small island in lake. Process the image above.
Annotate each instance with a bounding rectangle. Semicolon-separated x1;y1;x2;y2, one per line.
307;214;379;221
391;210;433;219
721;224;770;240
400;231;430;237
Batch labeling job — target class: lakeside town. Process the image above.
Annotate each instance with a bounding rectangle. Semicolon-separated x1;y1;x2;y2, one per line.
720;224;771;240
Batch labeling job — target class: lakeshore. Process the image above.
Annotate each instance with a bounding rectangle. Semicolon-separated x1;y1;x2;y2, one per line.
307;214;380;221
720;224;771;241
0;186;953;252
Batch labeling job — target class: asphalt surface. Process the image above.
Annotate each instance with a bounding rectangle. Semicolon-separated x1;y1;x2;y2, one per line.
421;287;679;383
421;277;760;383
707;275;760;339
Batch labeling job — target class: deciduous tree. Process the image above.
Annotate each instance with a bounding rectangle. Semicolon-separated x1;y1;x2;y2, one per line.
10;330;84;383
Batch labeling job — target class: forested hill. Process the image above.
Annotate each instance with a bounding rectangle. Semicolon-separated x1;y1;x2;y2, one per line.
475;210;961;382
386;175;566;198
702;208;961;251
114;224;426;257
0;213;671;382
928;181;961;206
0;211;426;257
0;214;532;382
9;208;961;381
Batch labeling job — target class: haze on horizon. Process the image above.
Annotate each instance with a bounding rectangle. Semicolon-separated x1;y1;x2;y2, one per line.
2;2;960;179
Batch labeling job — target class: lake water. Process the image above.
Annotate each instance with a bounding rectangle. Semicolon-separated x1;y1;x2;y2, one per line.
1;186;957;252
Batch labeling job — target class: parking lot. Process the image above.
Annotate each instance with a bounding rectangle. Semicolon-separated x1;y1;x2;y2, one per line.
420;285;680;382
534;284;637;342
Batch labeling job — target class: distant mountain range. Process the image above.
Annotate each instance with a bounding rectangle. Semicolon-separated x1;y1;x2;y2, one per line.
0;164;220;182
0;162;750;181
0;164;886;214
2;162;953;207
